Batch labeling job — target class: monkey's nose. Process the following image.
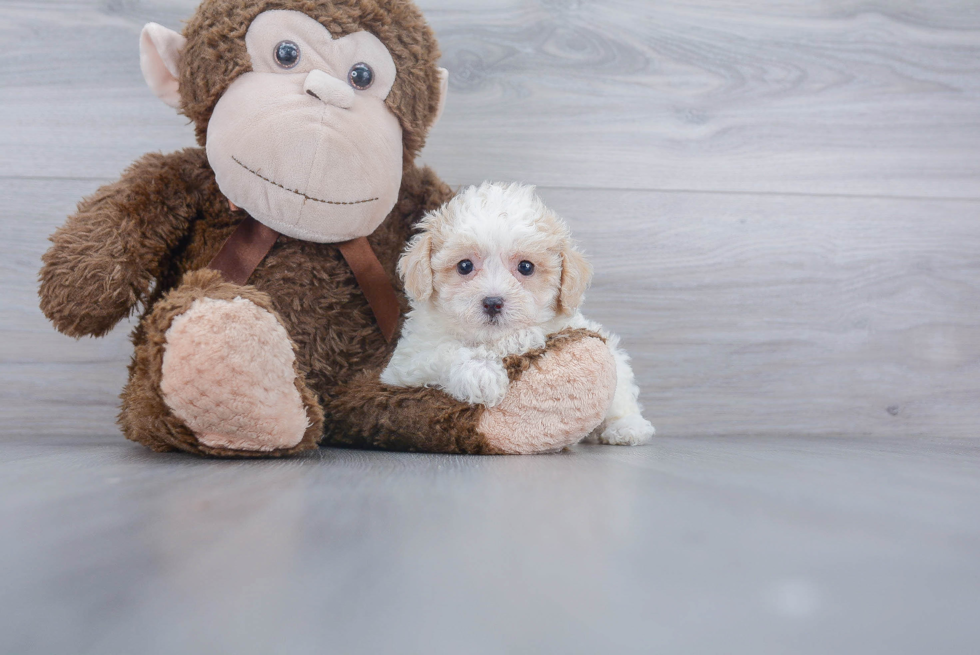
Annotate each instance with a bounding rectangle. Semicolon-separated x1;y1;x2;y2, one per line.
482;296;505;318
303;70;355;109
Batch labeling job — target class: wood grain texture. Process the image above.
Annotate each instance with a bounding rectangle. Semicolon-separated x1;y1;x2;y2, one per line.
541;188;980;438
425;0;980;197
1;436;979;654
1;178;135;439
2;0;980;197
7;178;980;438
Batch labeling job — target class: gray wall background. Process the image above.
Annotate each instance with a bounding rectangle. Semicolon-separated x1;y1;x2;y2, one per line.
3;0;979;440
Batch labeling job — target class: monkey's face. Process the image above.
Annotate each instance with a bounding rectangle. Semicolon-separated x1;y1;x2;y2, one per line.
204;10;403;243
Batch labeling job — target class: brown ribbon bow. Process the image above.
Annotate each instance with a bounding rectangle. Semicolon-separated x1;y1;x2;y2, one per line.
208;208;400;343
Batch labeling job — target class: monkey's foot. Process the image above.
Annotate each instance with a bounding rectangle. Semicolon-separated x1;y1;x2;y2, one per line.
478;331;618;454
160;295;311;452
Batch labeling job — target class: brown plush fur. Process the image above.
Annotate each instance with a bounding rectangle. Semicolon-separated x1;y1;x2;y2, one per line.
39;149;231;338
179;0;443;162
326;328;604;454
324;374;487;453
40;145;455;455
502;328;604;383
120;268;324;457
38;0;613;457
38;145;611;455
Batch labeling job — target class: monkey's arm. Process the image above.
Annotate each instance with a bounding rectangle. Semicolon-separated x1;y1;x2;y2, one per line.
39;148;212;337
323;329;616;455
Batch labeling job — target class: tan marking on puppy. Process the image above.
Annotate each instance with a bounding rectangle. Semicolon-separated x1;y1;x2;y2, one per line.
402;185;589;341
557;246;592;316
399;231;434;302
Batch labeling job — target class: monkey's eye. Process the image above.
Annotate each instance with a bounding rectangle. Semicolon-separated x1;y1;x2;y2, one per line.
456;259;474;275
274;41;300;69
348;63;374;90
517;260;535;276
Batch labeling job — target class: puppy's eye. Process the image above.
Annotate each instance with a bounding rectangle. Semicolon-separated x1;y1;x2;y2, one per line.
274;41;301;69
517;260;535;276
348;63;374;90
456;259;474;275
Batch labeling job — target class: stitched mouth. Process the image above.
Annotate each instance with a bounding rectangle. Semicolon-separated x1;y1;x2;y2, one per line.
232;156;379;206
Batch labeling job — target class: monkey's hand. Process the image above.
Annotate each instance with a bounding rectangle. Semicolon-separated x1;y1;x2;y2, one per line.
478;328;616;453
39;148;214;337
325;328;616;455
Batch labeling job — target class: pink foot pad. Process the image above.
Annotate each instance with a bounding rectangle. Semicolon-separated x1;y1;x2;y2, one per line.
478;336;617;454
160;296;309;452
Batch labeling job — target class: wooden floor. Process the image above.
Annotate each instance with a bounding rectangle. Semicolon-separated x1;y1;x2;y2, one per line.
3;434;980;654
2;0;980;652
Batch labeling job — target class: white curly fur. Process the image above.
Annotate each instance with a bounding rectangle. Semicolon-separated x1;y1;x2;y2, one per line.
381;182;654;445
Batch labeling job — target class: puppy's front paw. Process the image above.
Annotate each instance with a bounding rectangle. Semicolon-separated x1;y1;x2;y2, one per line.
598;414;655;446
446;358;510;407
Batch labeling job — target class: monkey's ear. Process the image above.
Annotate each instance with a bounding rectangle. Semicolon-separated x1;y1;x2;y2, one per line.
140;23;186;109
398;232;434;302
557;246;593;316
432;68;450;126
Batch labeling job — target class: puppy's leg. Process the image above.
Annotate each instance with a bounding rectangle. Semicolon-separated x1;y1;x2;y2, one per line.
445;349;510;407
595;333;655;446
381;339;458;389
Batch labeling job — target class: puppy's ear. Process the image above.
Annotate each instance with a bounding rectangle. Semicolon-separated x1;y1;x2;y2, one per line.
557;245;593;315
398;232;434;302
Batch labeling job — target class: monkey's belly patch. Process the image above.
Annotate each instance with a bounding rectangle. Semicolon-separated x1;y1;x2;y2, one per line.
231;156;379;206
160;296;310;452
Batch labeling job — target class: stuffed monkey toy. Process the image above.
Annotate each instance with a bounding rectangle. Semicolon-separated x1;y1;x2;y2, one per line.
38;0;617;457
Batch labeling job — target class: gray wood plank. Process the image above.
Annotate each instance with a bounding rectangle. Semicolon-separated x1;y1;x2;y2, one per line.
424;0;980;197
1;1;979;197
539;187;980;438
1;178;134;439
6;178;980;439
1;435;978;654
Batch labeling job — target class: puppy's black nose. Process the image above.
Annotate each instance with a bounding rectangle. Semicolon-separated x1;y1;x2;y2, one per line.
482;296;505;317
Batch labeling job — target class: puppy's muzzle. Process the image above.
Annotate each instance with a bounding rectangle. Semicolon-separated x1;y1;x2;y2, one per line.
482;296;505;319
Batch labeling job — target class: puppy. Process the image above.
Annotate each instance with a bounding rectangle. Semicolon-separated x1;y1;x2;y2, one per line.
381;182;655;446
